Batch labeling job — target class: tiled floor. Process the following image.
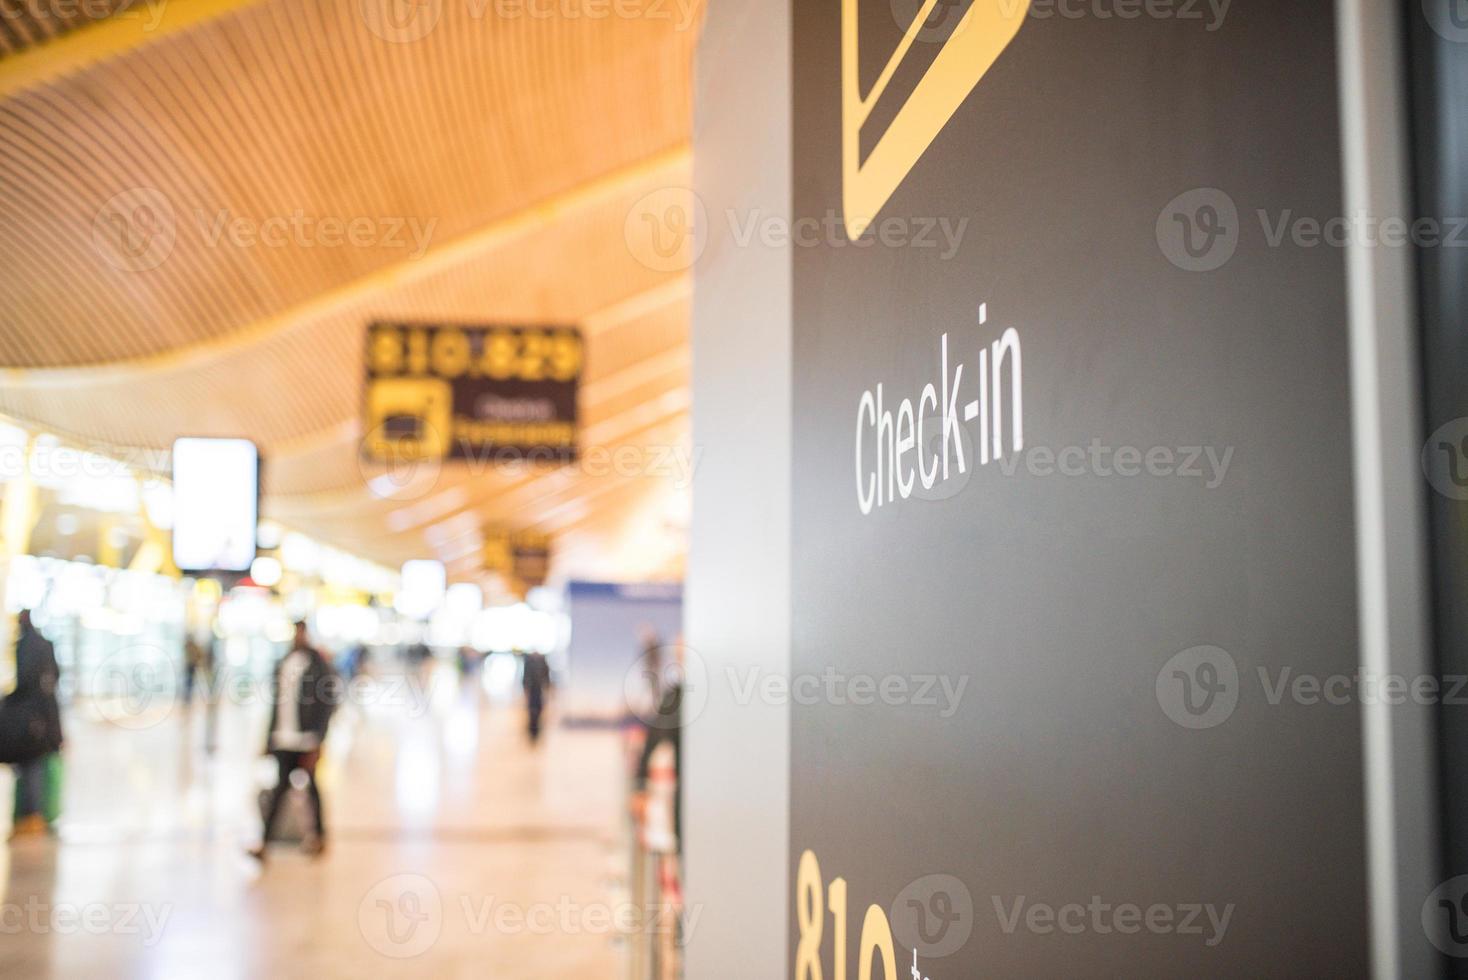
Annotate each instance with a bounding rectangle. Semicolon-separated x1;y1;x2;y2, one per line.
0;664;631;979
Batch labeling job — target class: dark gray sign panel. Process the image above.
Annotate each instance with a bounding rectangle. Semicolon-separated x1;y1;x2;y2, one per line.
791;2;1367;976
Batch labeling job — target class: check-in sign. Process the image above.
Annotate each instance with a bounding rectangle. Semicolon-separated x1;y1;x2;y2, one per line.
363;322;582;462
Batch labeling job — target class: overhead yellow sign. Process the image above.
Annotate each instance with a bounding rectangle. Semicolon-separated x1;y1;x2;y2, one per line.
363;322;582;463
483;527;553;588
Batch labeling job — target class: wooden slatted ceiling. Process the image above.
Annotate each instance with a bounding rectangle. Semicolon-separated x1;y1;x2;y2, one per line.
0;154;689;452
0;0;699;367
0;2;701;581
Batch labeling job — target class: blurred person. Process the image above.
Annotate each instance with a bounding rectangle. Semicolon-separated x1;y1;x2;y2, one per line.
457;644;482;678
405;639;433;690
339;642;366;681
181;634;211;707
638;625;661;678
249;621;338;862
633;639;684;849
628;625;666;722
204;631;225;755
3;611;63;838
522;649;552;744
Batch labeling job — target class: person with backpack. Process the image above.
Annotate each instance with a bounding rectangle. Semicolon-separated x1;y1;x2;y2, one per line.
3;611;63;838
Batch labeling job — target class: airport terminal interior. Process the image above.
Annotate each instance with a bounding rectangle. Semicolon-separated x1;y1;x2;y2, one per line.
2;1;1468;978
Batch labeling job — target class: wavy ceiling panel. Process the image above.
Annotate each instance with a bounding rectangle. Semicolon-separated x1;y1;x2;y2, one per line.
0;0;701;581
0;153;690;453
0;0;700;367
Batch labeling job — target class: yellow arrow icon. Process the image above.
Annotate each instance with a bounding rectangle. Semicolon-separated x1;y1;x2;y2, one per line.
842;0;1031;239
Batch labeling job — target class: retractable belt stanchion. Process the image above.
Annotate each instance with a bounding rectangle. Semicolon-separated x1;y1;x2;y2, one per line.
643;742;678;980
626;725;681;980
626;727;649;980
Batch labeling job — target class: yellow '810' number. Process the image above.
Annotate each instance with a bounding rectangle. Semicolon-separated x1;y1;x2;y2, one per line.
795;850;897;980
370;325;582;382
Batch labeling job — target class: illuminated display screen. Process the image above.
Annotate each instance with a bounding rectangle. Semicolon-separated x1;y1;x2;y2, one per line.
397;559;446;619
171;438;259;573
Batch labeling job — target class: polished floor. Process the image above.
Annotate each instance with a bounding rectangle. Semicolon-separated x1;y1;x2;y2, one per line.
0;663;630;979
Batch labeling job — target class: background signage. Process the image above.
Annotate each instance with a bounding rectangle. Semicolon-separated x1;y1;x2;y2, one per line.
511;530;552;588
482;527;553;589
363;321;582;463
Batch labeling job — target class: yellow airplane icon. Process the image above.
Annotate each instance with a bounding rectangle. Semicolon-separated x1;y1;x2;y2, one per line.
842;0;1031;239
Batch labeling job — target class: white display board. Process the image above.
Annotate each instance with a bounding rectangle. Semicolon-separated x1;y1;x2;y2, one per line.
171;437;259;573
